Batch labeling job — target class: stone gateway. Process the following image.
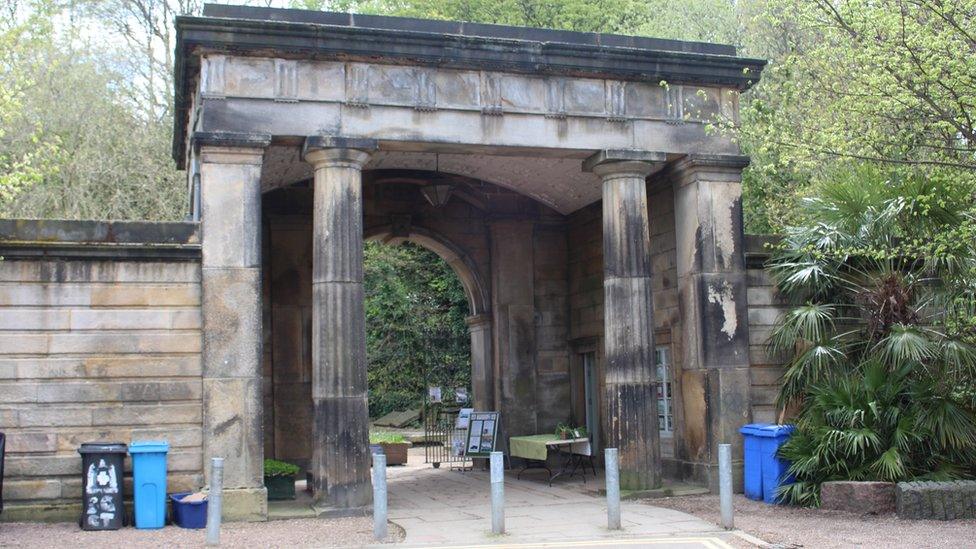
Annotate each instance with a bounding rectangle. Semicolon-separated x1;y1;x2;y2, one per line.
0;4;792;521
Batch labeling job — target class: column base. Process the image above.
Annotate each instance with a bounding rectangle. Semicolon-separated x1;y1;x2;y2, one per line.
662;457;744;494
221;487;269;522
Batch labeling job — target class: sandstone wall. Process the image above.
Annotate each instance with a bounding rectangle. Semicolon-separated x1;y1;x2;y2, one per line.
0;220;203;514
743;236;789;424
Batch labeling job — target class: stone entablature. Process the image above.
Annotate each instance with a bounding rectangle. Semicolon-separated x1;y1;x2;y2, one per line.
198;55;738;126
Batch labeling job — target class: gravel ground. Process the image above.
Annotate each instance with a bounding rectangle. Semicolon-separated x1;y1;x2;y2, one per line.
0;517;404;548
648;494;976;548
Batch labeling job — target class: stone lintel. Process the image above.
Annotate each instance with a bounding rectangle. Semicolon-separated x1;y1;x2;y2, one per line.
193;131;272;150
582;149;667;174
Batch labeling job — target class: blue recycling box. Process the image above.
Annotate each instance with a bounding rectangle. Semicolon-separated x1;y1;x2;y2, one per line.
739;424;794;504
129;440;170;528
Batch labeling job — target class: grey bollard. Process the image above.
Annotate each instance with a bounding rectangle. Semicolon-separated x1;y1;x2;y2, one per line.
719;443;734;529
206;457;224;546
490;451;505;534
605;448;621;530
373;453;388;540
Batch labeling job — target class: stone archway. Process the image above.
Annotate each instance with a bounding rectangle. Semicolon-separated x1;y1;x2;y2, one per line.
364;224;494;414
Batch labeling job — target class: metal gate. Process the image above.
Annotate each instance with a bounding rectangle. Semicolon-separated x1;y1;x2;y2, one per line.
423;404;472;470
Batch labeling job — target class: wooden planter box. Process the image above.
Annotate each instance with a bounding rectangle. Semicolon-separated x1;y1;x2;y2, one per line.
265;474;296;500
379;442;410;465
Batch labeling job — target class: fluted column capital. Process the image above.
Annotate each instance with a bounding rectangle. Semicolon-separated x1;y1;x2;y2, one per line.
583;149;666;180
302;136;377;168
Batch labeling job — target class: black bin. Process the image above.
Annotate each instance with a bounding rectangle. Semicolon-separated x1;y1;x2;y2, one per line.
1;432;6;514
78;442;127;530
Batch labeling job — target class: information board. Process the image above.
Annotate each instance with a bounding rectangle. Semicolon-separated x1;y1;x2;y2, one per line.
463;411;500;457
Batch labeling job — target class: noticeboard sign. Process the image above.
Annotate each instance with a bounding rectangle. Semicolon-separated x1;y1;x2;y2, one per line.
463;411;499;457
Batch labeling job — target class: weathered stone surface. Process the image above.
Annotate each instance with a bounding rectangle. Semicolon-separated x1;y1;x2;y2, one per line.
221;487;269;522
670;156;754;491
203;377;264;488
200;146;263;269
590;156;662;490
3;479;62;501
307;144;372;508
896;481;976;520
490;219;539;445
202;268;262;378
822;481;896;515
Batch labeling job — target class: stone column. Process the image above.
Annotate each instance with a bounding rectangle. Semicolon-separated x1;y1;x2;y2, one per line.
466;313;493;411
197;133;271;521
584;150;665;491
671;154;752;492
489;219;537;449
303;136;377;509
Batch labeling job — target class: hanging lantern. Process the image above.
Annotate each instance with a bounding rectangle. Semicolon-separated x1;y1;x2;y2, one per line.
421;183;453;207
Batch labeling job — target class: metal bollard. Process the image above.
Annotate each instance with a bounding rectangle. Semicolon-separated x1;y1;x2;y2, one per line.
719;443;734;530
373;453;388;541
206;457;224;546
490;451;505;534
605;448;621;530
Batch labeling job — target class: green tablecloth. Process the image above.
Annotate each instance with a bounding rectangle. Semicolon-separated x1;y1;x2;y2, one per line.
509;434;559;461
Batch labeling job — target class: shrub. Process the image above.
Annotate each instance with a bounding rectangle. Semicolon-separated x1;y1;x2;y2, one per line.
370;431;407;444
263;459;300;478
767;168;976;505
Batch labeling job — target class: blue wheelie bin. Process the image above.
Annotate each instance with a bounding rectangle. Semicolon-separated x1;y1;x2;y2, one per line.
129;440;169;528
739;424;794;504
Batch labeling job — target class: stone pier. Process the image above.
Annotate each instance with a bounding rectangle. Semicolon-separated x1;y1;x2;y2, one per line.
198;134;270;520
672;154;753;490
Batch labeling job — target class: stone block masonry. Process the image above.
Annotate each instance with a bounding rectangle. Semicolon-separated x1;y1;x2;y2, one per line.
821;481;895;515
0;220;203;516
896;480;976;520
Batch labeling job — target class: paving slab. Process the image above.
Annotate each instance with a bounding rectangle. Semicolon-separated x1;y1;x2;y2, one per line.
382;448;733;548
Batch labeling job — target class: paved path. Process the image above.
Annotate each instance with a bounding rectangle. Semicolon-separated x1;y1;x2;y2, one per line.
383;450;735;548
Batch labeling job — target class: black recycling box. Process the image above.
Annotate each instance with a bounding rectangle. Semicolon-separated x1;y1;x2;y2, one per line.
78;442;128;530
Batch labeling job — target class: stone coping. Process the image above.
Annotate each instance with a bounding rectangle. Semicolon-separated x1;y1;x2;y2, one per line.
0;219;201;261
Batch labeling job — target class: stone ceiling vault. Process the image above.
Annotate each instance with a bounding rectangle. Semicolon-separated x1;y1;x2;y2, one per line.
260;146;603;215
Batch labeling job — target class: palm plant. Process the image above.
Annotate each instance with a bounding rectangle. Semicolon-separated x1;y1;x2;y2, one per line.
767;166;976;505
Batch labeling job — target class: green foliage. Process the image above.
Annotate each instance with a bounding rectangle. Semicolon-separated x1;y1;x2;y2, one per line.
294;0;740;44
734;0;976;232
263;458;300;478
768;166;976;505
778;361;976;506
0;2;62;206
369;431;407;444
365;241;470;418
0;0;186;220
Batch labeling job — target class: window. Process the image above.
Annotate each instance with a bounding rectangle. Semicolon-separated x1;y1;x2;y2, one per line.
655;346;673;434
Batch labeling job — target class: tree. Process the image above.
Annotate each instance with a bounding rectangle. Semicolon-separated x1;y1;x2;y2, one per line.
293;0;741;44
0;0;187;219
0;2;61;206
735;0;976;231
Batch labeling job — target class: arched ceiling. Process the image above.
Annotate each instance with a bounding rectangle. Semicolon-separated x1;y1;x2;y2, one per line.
261;145;602;215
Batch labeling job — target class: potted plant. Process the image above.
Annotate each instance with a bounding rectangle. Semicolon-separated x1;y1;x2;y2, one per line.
370;432;411;465
264;459;300;501
555;424;572;439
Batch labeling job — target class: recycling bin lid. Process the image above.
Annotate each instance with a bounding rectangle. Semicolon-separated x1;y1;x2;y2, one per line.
78;442;128;454
739;423;795;437
128;440;170;453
